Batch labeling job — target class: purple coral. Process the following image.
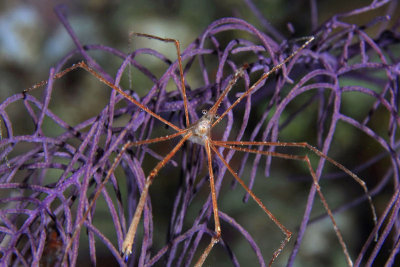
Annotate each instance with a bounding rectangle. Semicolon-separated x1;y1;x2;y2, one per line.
1;1;400;266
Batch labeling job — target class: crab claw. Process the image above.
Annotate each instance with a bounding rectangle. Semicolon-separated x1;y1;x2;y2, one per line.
121;246;132;263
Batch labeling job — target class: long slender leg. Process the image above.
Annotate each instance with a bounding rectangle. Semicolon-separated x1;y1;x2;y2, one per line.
122;132;193;259
209;141;292;266
131;33;190;127
207;65;248;115
194;139;222;267
212;36;315;127
23;61;183;132
214;143;351;264
62;131;187;264
212;141;377;267
214;140;377;224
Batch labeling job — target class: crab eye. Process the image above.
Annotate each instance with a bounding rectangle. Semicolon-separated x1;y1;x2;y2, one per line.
202;109;207;115
214;114;220;119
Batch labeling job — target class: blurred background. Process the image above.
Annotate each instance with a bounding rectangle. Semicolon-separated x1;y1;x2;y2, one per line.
2;0;394;99
1;0;399;266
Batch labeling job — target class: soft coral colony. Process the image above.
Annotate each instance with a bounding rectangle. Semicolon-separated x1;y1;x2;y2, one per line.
0;1;400;266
